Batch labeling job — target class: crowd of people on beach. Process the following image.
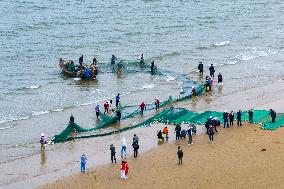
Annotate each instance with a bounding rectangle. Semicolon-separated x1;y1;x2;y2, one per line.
42;59;280;181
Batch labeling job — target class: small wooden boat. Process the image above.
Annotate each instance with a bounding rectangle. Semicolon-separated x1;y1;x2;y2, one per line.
59;59;97;80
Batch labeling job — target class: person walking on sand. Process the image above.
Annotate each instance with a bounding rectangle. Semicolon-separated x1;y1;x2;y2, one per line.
209;64;215;78
237;110;242;126
121;137;127;159
163;126;169;141
177;146;183;165
120;161;126;179
80;154;87;173
125;161;129;179
187;125;193;145
248;109;254;124
208;125;215;143
95;104;100;119
132;134;139;157
269;109;276;123
223;110;229;128
229;111;234;126
175;124;181;140
110;144;117;163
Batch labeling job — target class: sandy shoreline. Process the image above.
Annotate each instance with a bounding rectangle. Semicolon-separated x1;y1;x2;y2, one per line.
38;123;284;189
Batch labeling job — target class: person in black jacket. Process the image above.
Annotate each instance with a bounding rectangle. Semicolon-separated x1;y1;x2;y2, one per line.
198;62;204;75
110;144;117;163
177;146;183;165
248;109;253;123
175;124;181;140
209;64;215;78
237;110;242;126
223;110;229;128
269;109;276;123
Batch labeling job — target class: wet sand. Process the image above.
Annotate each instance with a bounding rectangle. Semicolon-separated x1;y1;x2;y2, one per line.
38;123;284;189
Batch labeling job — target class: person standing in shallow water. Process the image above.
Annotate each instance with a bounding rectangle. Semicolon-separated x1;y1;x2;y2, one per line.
139;102;146;115
198;62;203;75
95;104;100;119
115;93;120;107
155;99;160;110
209;64;215;78
218;73;223;84
69;114;74;123
177;146;183;165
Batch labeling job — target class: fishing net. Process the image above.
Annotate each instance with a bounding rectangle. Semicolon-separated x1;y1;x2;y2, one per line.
51;59;283;143
52;108;283;143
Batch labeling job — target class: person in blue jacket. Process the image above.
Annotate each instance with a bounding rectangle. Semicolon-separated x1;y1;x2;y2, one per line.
80;154;87;173
85;68;91;79
116;93;120;107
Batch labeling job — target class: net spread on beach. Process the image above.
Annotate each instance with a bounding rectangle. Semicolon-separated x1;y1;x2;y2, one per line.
52;108;284;143
51;60;284;143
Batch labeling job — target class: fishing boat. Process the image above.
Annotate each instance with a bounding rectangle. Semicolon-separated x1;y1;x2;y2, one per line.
59;58;97;79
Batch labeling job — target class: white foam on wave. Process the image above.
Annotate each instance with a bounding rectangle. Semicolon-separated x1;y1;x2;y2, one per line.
142;84;156;89
0;115;29;125
165;75;176;81
236;47;279;61
213;40;230;47
25;85;40;89
52;108;64;112
73;77;81;81
32;111;49;116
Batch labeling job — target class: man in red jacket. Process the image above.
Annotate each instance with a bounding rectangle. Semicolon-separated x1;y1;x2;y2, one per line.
139;102;146;115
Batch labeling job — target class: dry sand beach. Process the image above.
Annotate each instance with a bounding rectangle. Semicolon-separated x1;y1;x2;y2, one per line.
38;123;284;189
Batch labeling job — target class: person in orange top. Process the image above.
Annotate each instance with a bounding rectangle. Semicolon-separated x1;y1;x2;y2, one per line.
162;126;169;141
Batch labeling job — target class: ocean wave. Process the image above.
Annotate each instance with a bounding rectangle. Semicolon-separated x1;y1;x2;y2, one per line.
236;48;279;61
213;41;230;47
165;75;176;81
142;84;156;89
0;116;30;126
52;108;64;112
25;85;41;89
32;111;49;116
